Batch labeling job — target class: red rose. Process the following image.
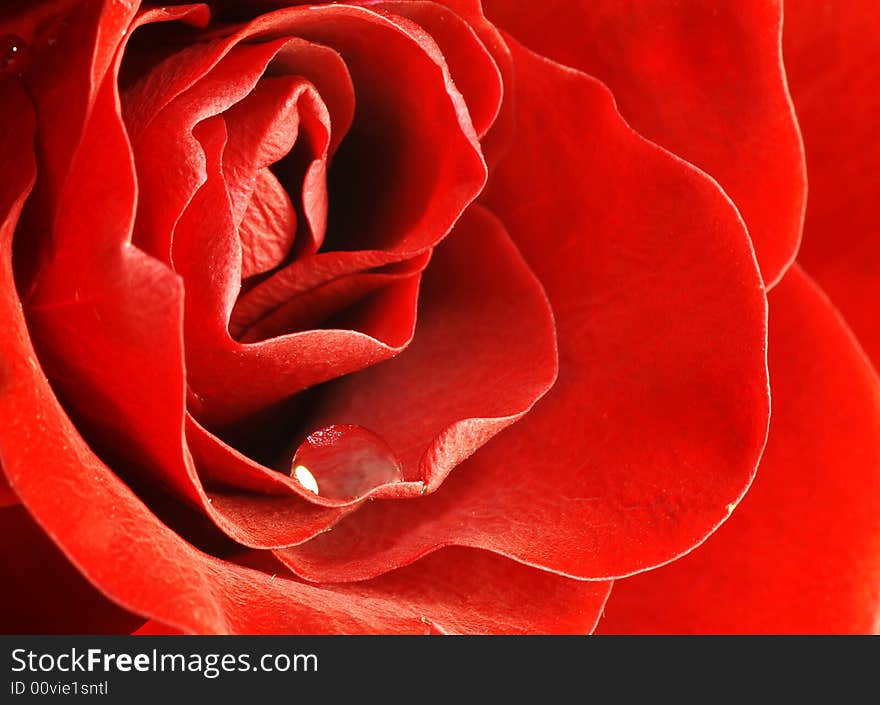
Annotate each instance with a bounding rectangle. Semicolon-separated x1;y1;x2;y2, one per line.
0;0;877;634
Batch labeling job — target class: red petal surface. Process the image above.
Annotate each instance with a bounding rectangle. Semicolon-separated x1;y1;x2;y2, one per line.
14;0;137;213
386;0;515;167
430;0;515;168
172;113;424;428
0;340;610;634
1;345;610;634
22;9;193;500
0;65;605;635
232;5;488;256
289;204;557;491
373;1;502;139
230;252;430;343
233;0;513;162
189;202;555;526
19;9;351;549
0;506;143;634
484;0;805;287
784;0;880;370
221;74;321;234
275;41;770;583
0;73;131;635
130;37;300;262
596;267;880;634
137;544;611;634
125;4;486;427
236;168;298;280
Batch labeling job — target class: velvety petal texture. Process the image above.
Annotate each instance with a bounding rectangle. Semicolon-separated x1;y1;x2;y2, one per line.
0;506;143;634
0;42;608;634
484;0;806;287
13;1;511;558
20;3;325;553
0;77;142;636
124;4;488;428
276;40;770;583
2;0;876;636
597;267;880;634
1;328;612;634
2;338;611;634
297;204;558;492
784;0;880;370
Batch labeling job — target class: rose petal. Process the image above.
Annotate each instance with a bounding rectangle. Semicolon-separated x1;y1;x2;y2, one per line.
230;251;431;343
292;4;486;253
373;1;502;139
0;70;608;635
783;0;880;371
596;267;880;634
357;0;514;167
130;37;300;261
18;13;350;549
196;39;353;261
236;169;298;280
2;351;608;634
22;17;195;502
0;73;131;636
221;74;323;228
287;203;557;492
188;202;555;525
174;115;424;429
265;35;355;159
483;0;806;287
273;40;770;583
17;0;140;211
0;506;144;634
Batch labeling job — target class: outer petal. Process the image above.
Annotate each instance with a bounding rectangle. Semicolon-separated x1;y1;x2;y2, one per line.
0;75;138;635
0;506;143;634
483;0;806;287
275;40;770;583
784;0;880;370
9;0;137;217
139;545;611;634
596;266;880;634
427;0;515;168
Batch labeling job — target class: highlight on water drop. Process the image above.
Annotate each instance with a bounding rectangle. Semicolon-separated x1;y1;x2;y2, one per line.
290;424;405;501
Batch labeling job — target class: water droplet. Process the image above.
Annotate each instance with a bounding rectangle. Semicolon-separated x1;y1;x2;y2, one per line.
1;35;27;73
293;464;320;495
291;424;403;501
